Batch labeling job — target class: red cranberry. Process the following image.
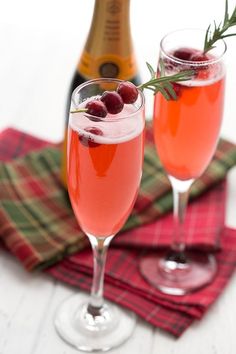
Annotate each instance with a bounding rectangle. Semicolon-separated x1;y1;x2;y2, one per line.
190;53;209;62
79;127;103;148
172;48;196;61
190;52;210;79
85;99;107;118
117;81;138;104
101;91;124;114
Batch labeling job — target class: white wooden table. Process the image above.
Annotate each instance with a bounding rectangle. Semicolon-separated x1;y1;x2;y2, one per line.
0;0;236;353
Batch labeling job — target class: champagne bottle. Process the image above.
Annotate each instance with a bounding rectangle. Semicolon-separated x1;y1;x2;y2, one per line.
61;0;140;187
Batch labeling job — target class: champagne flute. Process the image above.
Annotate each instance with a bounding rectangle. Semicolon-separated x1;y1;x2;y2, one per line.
55;78;145;351
140;29;226;295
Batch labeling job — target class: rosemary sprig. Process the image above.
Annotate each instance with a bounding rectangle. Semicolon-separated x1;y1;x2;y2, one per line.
138;62;194;100
71;63;194;114
204;0;236;53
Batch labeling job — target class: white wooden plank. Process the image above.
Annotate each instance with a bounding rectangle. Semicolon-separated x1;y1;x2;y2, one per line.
226;167;236;229
32;282;77;354
114;319;154;354
0;251;56;354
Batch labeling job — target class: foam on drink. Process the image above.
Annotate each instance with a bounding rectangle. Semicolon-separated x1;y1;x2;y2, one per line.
69;97;145;145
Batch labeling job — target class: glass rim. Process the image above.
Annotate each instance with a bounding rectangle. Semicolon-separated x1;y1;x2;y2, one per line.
160;28;227;66
71;78;145;122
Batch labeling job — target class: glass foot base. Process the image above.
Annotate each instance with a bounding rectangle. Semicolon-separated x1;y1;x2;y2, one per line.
140;251;217;295
54;293;136;352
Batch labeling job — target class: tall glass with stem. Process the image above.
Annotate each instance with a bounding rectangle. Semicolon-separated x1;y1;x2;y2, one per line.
140;29;226;295
55;78;145;351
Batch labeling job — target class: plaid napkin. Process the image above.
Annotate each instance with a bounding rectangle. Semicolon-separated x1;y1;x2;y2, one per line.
0;126;236;337
47;227;236;336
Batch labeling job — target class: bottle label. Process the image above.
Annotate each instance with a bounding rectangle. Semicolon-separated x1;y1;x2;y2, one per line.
78;50;138;81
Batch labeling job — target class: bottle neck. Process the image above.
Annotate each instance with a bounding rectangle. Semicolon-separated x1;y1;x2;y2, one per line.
85;0;132;56
77;0;139;82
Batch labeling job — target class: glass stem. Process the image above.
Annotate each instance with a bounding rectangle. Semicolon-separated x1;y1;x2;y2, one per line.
169;176;194;257
87;234;114;313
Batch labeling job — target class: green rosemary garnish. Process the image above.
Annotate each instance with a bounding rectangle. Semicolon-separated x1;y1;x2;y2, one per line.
204;0;236;53
71;62;194;114
138;62;194;100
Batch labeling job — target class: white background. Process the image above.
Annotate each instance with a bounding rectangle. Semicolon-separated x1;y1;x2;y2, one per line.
0;0;236;142
0;0;236;353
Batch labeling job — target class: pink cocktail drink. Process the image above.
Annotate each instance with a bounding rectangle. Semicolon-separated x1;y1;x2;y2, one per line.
68;104;145;237
154;58;225;180
55;78;145;352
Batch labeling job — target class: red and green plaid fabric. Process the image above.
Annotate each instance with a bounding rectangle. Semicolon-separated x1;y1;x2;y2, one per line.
47;227;236;336
0;126;236;337
0;126;235;270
